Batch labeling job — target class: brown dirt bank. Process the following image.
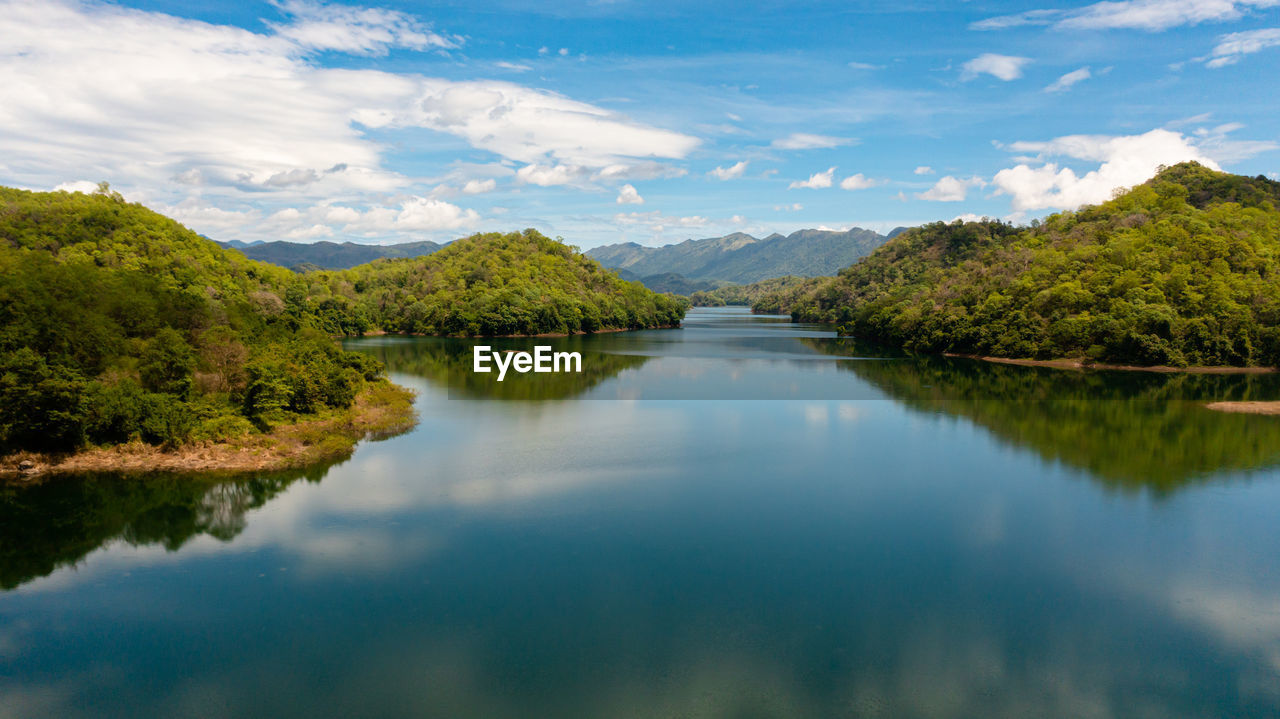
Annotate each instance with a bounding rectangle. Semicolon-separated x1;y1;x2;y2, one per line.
943;353;1277;374
354;324;681;339
0;381;416;483
1205;401;1280;416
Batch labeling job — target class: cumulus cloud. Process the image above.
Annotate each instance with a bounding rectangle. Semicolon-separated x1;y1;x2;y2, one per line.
0;0;697;240
164;195;479;240
973;0;1280;32
839;173;882;190
771;133;853;150
461;178;496;194
615;184;644;204
515;163;586;186
1045;66;1093;92
788;167;836;189
1204;27;1280;67
991;128;1222;211
914;166;935;175
961;53;1031;81
918;176;986;202
708;161;749;180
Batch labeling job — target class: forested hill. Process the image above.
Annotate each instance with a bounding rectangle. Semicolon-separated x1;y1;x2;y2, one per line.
587;227;887;284
0;185;392;455
327;229;687;336
766;163;1280;368
215;238;442;270
0;186;684;456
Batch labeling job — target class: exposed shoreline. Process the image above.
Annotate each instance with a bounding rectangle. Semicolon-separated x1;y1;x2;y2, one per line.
1205;401;1280;415
355;323;682;339
943;353;1277;375
0;381;417;483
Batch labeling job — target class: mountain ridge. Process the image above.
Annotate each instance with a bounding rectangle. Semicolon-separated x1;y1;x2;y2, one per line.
587;227;888;285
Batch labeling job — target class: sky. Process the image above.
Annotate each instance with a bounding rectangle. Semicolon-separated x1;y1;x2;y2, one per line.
1;0;1278;249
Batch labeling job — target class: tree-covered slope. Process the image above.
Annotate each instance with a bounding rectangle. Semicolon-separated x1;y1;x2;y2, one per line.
587;227;888;284
330;229;687;336
0;187;683;457
0;186;392;455
772;163;1280;367
690;275;828;310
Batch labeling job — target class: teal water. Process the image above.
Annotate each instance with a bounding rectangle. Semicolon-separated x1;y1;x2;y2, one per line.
4;307;1280;717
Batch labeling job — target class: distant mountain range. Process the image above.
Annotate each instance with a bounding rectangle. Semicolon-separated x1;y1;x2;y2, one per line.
214;226;907;292
215;239;442;270
586;227;895;285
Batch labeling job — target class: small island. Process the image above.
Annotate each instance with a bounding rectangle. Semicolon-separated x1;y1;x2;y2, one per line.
0;186;686;479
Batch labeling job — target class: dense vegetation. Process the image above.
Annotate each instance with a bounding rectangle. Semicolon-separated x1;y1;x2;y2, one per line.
587;227;888;284
690;275;827;310
0;185;392;455
0;186;682;457
769;164;1280;367
320;229;687;336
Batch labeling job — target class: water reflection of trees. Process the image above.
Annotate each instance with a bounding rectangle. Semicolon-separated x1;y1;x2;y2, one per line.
0;463;333;591
803;338;1280;492
355;336;650;400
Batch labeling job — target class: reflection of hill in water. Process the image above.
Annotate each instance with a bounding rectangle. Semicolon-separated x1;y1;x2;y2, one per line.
357;336;650;400
0;463;334;591
803;339;1280;492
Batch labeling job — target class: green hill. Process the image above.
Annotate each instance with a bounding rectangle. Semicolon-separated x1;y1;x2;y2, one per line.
0;186;683;457
768;163;1280;368
689;275;827;310
324;229;687;336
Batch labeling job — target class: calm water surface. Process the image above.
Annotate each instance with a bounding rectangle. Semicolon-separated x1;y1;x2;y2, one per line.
4;307;1280;718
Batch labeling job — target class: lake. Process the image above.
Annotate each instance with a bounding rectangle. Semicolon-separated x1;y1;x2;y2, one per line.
4;306;1280;718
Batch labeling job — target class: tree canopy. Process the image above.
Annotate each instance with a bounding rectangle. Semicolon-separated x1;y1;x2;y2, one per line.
761;163;1280;367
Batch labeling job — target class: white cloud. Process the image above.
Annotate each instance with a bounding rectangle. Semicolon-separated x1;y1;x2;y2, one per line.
773;203;803;211
1204;27;1280;67
848;61;884;70
771;133;853;150
788;167;836;189
708;161;749;180
267;0;458;55
558;47;569;56
951;213;989;223
839;173;882;190
1044;66;1093;92
53;180;101;194
164;195;480;241
974;0;1280;32
615;184;644;204
461;178;496;194
493;61;532;72
515;163;586;186
961;53;1032;81
991;128;1222;211
918;175;986;202
914;166;935;175
0;0;697;240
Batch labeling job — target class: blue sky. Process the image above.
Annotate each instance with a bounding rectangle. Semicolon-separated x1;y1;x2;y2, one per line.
2;0;1278;248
